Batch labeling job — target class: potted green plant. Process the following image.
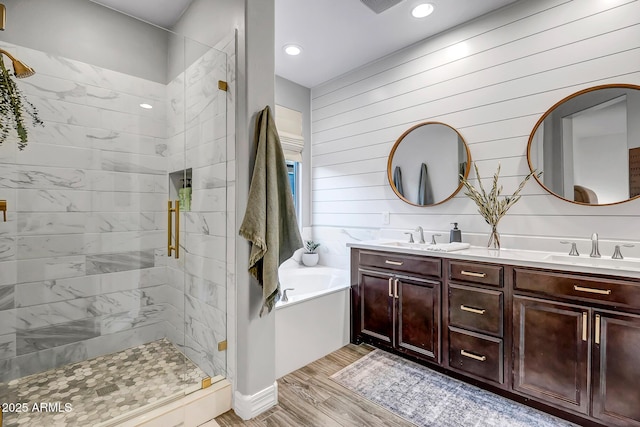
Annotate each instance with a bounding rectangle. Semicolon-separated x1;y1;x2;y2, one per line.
0;58;43;150
302;240;320;267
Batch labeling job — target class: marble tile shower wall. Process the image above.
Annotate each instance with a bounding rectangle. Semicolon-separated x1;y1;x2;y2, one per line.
0;42;173;382
164;47;228;378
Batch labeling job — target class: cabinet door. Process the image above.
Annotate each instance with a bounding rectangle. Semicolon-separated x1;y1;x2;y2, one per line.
396;277;441;362
513;296;589;415
358;270;393;346
592;311;640;426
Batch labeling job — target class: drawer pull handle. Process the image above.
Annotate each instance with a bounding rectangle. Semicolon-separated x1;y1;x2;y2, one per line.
460;305;486;315
461;350;486;362
573;285;611;295
461;270;486;278
394;279;399;299
385;260;403;266
388;278;393;298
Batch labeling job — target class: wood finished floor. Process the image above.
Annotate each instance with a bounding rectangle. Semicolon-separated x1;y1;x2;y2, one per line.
215;344;415;426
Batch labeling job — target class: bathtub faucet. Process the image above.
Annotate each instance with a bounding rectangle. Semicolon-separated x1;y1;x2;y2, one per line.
281;288;295;302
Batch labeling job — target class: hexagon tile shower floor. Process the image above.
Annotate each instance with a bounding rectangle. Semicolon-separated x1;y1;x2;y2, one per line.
0;339;205;426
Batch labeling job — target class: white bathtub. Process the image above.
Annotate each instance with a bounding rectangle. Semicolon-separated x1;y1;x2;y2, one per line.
275;263;350;378
276;265;349;307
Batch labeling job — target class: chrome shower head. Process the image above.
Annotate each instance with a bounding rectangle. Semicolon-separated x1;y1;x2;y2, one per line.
0;49;35;78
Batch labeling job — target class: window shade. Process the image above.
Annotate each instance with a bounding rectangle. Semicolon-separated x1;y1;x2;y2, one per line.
275;105;304;162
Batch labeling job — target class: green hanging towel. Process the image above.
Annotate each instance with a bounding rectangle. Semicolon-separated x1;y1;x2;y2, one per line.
239;106;303;315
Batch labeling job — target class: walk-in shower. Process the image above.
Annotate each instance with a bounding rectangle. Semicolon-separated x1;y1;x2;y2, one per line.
0;0;230;425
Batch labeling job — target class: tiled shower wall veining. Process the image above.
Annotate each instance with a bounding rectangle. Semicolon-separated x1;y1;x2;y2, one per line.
0;41;172;382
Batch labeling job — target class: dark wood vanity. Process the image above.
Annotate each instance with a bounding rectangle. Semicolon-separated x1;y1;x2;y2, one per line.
353;250;441;363
350;247;640;427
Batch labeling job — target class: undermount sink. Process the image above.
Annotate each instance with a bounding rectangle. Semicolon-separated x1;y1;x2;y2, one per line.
378;241;471;252
543;254;640;271
380;241;432;249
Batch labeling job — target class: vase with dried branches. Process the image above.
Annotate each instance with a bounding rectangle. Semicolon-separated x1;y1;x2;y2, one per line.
0;58;43;150
459;162;540;250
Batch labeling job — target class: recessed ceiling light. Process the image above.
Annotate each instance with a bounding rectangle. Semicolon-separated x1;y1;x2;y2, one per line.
411;3;434;18
140;103;153;109
284;44;303;56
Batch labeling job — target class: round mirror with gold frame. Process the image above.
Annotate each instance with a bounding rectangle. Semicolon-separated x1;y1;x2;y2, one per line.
527;83;640;206
387;121;471;206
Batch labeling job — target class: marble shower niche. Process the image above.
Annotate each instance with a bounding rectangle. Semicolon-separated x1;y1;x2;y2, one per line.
0;39;228;383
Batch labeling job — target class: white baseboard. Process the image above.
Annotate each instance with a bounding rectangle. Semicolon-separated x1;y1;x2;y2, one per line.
233;381;278;421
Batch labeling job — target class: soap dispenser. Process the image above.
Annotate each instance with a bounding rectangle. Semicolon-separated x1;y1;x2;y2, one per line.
449;223;462;243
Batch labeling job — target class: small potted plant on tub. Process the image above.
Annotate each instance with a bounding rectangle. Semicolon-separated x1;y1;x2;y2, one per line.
302;240;320;267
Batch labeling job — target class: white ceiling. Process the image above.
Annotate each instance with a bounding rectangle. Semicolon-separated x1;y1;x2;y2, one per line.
91;0;521;88
276;0;521;88
90;0;194;29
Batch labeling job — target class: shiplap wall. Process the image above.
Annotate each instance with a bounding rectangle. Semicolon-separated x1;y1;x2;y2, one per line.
311;0;640;268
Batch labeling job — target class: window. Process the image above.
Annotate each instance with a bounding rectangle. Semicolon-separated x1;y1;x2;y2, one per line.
286;160;300;218
277;105;304;221
275;105;304;162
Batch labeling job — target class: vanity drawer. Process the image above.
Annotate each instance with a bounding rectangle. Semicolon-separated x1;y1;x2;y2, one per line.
449;327;504;384
514;268;640;309
450;261;503;287
449;284;503;336
359;251;441;278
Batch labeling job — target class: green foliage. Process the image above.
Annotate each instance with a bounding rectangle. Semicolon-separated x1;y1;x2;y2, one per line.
0;59;43;150
304;240;320;254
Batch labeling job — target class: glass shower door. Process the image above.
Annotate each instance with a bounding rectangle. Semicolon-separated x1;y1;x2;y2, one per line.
0;6;228;425
169;35;228;393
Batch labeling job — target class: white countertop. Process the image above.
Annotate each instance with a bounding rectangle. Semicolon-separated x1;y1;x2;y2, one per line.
348;240;640;280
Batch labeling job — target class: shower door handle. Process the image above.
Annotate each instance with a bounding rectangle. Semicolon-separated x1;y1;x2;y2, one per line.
168;200;180;259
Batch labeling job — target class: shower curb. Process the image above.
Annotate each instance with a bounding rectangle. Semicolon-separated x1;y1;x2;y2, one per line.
101;379;231;427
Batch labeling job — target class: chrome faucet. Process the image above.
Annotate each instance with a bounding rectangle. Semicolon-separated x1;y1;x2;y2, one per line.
590;233;601;258
415;226;426;244
281;288;295;302
612;244;635;259
560;241;579;256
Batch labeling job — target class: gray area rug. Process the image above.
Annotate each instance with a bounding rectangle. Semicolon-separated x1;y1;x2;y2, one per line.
330;349;577;427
